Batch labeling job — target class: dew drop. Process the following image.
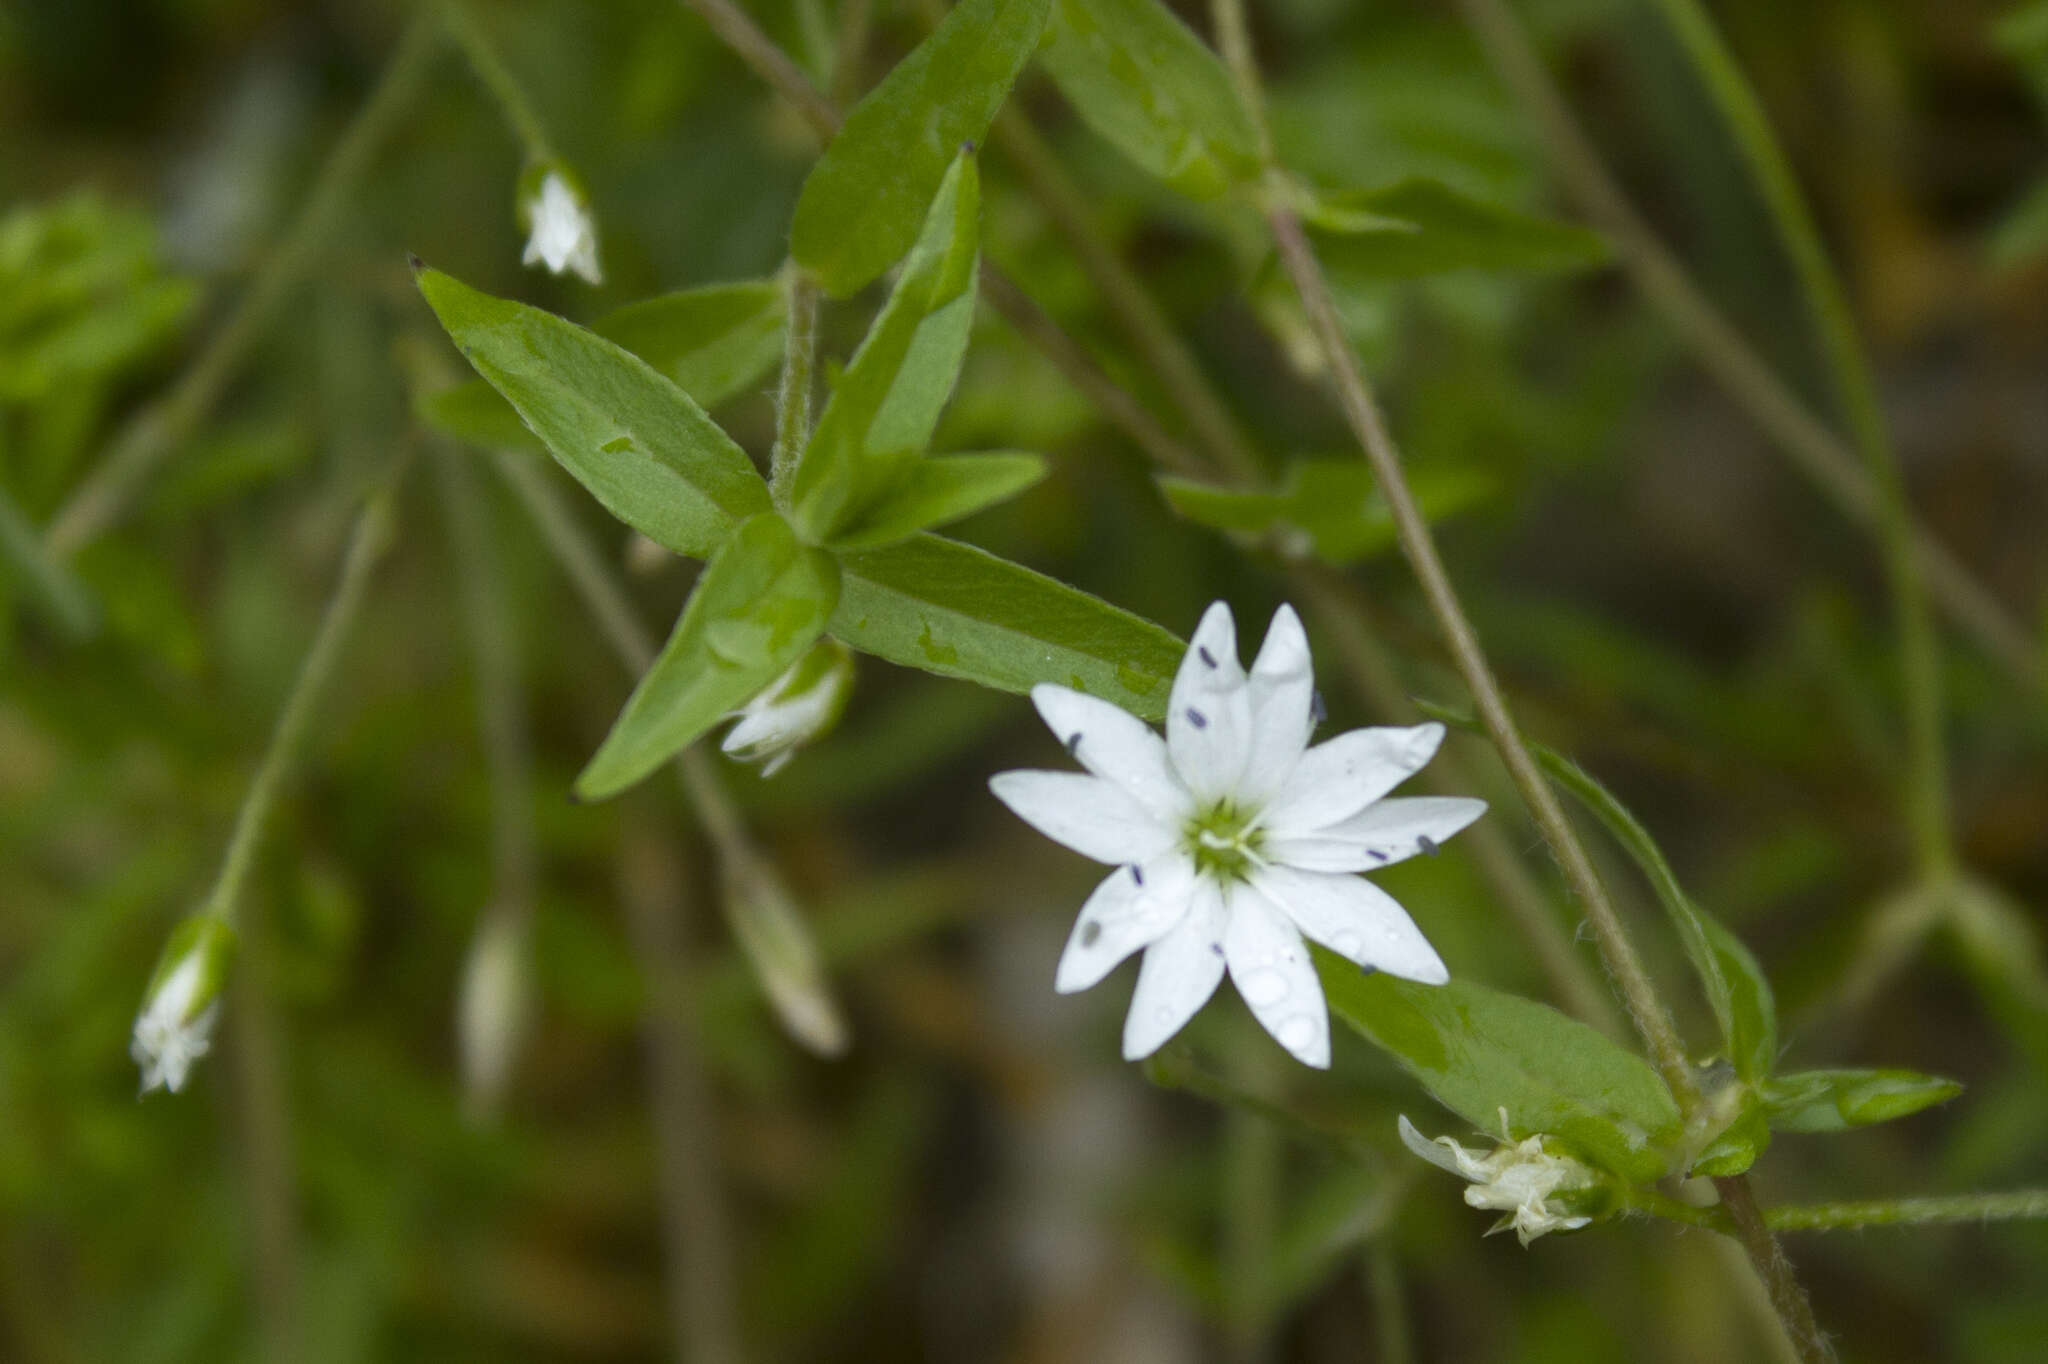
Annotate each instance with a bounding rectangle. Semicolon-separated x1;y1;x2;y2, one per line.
1241;969;1290;1008
1331;931;1363;958
1277;1015;1319;1053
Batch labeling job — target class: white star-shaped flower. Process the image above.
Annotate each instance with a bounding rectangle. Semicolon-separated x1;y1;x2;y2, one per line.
989;601;1485;1069
130;951;220;1095
521;171;602;284
1398;1112;1598;1247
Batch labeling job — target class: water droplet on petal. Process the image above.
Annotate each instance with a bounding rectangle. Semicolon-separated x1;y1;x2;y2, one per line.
1241;969;1289;1008
1278;1015;1319;1053
1331;931;1363;958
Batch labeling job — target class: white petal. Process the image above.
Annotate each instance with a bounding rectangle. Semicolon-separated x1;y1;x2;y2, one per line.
1031;684;1189;821
1398;1114;1473;1177
1054;855;1198;994
1264;797;1488;872
1237;605;1315;805
1256;723;1445;836
1225;883;1331;1067
989;770;1177;864
1121;880;1228;1060
1165;602;1252;802
1251;864;1449;984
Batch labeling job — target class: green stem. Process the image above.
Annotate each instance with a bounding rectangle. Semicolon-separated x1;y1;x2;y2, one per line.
202;483;401;925
1767;1190;2048;1231
1453;0;2042;694
677;0;842;139
226;871;300;1362
1647;0;1951;881
1713;1175;1834;1363
1222;1100;1279;1363
0;477;95;638
440;0;557;163
1364;1242;1415;1364
769;270;819;509
45;14;439;557
1209;0;1693;1109
828;0;873;105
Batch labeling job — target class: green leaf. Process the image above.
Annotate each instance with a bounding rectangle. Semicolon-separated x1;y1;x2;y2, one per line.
0;481;96;639
827;451;1048;551
418;278;785;454
575;513;839;800
1760;1068;1964;1134
1321;963;1682;1182
1037;0;1257;197
1310;178;1610;280
1159;459;1494;566
1691;1100;1770;1177
1417;697;1780;1083
790;0;1049;296
793;154;982;542
416;267;770;558
829;533;1181;719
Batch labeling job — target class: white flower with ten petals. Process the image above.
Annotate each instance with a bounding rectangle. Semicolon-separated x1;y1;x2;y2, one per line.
520;170;602;284
989;602;1485;1068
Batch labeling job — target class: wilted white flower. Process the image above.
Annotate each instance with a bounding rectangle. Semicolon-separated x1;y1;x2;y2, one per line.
722;639;854;777
131;915;235;1095
989;602;1485;1069
519;168;601;284
457;908;531;1120
1399;1111;1600;1247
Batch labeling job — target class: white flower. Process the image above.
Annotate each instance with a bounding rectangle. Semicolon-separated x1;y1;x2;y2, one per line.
989;601;1485;1069
722;639;855;777
1398;1111;1599;1247
520;170;602;284
131;915;234;1095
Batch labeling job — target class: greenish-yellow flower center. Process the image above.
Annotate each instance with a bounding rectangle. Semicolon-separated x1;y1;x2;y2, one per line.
1184;800;1262;883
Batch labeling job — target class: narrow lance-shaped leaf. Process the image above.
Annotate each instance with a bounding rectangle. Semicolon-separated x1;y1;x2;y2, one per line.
790;0;1049;296
1310;178;1610;280
416;267;770;558
576;513;839;801
1760;1068;1963;1133
1160;459;1495;566
1320;962;1683;1183
1038;0;1258;197
794;153;982;543
827;451;1049;552
1415;697;1778;1083
829;533;1182;719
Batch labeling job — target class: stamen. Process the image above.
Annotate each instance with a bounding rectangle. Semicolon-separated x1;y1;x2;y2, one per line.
1130;865;1145;886
1417;835;1439;857
1198;646;1217;668
1066;732;1083;755
1368;849;1388;862
1185;708;1208;729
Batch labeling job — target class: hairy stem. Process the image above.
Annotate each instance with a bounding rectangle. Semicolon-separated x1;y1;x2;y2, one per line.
1453;0;2041;693
1714;1176;1834;1362
440;0;556;162
45;14;438;556
770;270;820;508
1767;1190;2048;1231
1646;0;1951;881
203;482;400;926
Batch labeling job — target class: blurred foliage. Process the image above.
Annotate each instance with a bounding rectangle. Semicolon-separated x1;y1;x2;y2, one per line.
4;0;2048;1361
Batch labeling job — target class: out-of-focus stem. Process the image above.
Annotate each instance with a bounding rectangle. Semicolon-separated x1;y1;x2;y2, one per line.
228;890;299;1363
1643;0;1949;883
1453;0;2041;694
204;484;400;926
1766;1190;2048;1231
617;825;745;1364
1364;1242;1415;1364
677;0;842;139
0;478;95;638
45;14;438;555
440;0;556;162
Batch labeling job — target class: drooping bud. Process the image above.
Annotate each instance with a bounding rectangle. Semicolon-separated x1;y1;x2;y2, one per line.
131;915;236;1095
517;163;602;285
456;907;531;1122
1398;1112;1610;1247
720;638;855;777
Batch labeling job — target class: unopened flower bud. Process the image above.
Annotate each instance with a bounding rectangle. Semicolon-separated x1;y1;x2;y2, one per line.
131;915;235;1095
721;639;854;777
457;908;531;1121
518;164;602;285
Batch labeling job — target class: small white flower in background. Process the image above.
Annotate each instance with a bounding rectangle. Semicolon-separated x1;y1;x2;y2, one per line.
131;915;235;1095
1399;1111;1600;1247
722;639;855;777
519;167;602;285
457;908;531;1121
988;601;1485;1069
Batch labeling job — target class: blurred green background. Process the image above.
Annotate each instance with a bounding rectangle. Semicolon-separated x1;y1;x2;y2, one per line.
5;0;2048;1359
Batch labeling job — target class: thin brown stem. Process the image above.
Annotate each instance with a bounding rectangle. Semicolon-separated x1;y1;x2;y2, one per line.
677;0;841;139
